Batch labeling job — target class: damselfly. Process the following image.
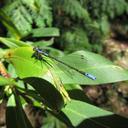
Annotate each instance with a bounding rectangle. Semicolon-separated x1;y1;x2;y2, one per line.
32;47;96;80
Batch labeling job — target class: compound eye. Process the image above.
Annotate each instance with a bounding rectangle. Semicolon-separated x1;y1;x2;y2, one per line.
33;47;38;51
33;47;35;50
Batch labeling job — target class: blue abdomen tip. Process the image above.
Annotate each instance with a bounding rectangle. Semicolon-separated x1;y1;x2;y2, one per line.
85;73;96;80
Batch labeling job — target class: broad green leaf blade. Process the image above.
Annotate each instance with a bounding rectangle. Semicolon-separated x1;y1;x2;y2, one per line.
23;77;65;111
4;47;48;78
56;50;128;85
59;100;128;128
0;76;14;86
0;37;18;48
6;94;33;128
32;27;60;37
62;100;113;128
0;37;29;48
32;38;54;47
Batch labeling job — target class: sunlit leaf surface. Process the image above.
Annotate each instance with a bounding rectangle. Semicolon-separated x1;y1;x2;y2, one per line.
56;51;128;85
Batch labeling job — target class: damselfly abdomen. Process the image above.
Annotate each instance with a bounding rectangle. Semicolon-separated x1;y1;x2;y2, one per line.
32;47;96;80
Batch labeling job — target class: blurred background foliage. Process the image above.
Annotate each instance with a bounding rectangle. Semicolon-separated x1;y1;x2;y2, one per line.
0;0;128;128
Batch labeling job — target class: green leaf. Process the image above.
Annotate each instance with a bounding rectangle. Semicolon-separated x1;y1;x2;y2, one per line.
57;0;91;22
77;115;128;128
6;94;33;128
10;5;32;36
23;77;64;111
25;89;43;102
0;76;14;86
0;10;21;38
7;94;16;107
4;47;48;78
32;27;60;37
58;100;128;128
8;64;18;78
2;0;52;37
62;100;128;127
32;38;54;47
0;37;29;48
99;16;110;35
88;0;128;19
56;50;128;85
62;28;91;52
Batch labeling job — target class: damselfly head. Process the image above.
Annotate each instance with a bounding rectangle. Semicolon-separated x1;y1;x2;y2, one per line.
33;47;38;51
33;47;43;54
